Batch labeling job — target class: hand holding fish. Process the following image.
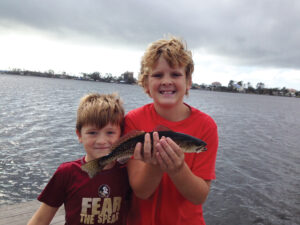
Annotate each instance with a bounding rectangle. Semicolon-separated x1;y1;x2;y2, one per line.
81;127;207;178
133;132;160;165
156;136;185;175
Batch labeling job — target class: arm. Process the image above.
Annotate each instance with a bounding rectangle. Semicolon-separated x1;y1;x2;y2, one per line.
27;203;59;225
156;137;211;205
127;132;164;199
127;159;163;199
169;163;211;205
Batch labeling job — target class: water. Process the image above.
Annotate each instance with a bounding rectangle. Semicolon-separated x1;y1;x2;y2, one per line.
1;74;299;225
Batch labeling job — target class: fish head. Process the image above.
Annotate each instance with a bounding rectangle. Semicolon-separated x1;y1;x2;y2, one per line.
176;135;207;153
181;144;207;153
157;130;207;153
195;146;207;153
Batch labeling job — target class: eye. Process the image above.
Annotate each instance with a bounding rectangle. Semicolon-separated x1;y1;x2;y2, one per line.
87;131;97;135
107;131;116;135
151;73;162;78
171;72;182;77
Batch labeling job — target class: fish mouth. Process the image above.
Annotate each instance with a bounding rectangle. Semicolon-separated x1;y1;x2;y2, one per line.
195;146;207;153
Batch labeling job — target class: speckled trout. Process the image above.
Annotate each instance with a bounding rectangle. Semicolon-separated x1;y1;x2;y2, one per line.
81;130;207;178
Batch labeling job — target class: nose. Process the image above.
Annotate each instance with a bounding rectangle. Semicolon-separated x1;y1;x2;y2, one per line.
161;74;172;85
95;133;106;145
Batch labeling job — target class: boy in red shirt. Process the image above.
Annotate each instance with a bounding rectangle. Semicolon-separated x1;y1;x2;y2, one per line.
125;37;218;225
28;93;131;225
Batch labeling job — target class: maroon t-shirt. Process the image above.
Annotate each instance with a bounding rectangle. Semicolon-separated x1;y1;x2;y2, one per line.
38;157;131;225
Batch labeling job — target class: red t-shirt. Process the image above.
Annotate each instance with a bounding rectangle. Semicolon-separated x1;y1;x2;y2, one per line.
124;103;218;225
38;157;131;225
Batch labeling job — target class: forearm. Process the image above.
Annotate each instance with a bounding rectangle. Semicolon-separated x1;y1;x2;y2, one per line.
169;163;211;205
27;216;51;225
27;203;58;225
128;159;163;199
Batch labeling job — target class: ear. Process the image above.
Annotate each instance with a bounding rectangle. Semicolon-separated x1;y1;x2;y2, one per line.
186;77;192;93
76;130;82;143
144;80;152;98
145;87;151;97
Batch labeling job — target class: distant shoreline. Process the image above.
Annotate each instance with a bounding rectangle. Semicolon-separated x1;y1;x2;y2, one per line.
1;71;299;98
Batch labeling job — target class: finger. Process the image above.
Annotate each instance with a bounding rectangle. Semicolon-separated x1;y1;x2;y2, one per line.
133;142;143;160
157;140;174;167
159;138;178;161
160;135;166;140
153;132;159;152
164;138;185;171
155;144;169;171
166;137;183;157
152;132;160;164
143;133;152;161
156;151;167;171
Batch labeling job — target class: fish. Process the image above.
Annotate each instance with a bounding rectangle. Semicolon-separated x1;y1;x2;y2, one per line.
81;128;207;178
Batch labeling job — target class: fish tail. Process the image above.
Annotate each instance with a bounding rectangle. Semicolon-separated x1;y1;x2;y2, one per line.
81;159;105;178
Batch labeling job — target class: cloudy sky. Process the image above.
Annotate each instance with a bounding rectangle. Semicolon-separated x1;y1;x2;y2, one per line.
1;0;300;89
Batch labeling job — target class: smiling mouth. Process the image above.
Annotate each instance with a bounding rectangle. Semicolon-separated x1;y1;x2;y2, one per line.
159;90;175;94
94;147;110;151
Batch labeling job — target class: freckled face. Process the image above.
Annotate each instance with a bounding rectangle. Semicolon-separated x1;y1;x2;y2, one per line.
146;56;191;109
76;123;121;162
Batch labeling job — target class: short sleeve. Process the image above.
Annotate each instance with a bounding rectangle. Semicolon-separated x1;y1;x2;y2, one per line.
191;116;218;180
38;165;67;207
124;112;138;134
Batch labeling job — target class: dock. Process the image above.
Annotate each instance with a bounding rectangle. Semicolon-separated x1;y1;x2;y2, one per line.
0;200;65;225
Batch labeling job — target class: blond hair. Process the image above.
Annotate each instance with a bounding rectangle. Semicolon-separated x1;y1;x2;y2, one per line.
138;36;194;93
76;93;124;132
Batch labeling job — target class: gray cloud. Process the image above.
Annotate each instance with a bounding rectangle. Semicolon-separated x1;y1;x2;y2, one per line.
1;0;300;69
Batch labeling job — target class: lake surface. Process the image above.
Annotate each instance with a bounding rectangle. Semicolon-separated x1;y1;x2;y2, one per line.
0;74;299;225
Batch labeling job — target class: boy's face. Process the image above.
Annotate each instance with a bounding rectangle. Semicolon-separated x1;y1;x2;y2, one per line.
76;123;121;162
145;56;191;109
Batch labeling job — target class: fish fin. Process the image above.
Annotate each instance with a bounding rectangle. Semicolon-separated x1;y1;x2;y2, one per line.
117;155;131;164
81;159;105;178
111;130;145;149
153;125;172;131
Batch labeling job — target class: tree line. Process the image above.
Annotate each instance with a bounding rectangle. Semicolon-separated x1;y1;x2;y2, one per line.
192;80;299;97
80;71;136;84
2;69;137;84
2;69;299;97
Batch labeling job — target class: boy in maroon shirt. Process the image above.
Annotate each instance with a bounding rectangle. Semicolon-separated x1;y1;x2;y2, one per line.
28;93;130;225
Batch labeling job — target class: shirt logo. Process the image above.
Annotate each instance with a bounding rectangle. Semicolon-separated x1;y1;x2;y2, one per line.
98;184;110;198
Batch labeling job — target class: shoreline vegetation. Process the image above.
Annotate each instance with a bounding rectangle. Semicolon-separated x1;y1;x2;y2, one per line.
1;69;299;98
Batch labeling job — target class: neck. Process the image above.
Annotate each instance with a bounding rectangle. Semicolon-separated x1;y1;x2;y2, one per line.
154;103;191;122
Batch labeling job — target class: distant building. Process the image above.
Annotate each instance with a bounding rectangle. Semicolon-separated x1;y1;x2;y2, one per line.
256;82;265;89
210;81;222;91
123;72;134;81
121;71;136;84
233;83;244;92
287;89;297;97
211;81;222;87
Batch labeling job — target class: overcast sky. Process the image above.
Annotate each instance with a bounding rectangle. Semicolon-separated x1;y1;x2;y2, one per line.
1;0;300;89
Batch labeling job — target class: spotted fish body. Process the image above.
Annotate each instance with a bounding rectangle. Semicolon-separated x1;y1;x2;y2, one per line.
81;130;207;178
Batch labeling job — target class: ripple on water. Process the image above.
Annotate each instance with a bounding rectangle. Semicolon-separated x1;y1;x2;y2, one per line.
1;75;300;225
